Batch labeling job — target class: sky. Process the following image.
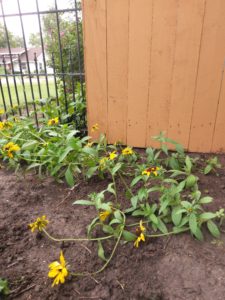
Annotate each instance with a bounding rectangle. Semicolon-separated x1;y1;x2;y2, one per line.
0;0;73;46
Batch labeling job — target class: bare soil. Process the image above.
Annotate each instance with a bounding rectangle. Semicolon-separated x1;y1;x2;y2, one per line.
1;154;225;300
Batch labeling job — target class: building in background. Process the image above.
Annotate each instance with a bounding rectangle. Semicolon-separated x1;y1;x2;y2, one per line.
0;47;53;74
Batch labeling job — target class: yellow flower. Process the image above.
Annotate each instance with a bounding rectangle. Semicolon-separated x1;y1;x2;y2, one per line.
99;157;108;169
134;220;146;248
85;142;93;148
134;233;145;248
109;151;118;160
48;117;59;126
122;147;134;155
3;142;20;158
0;121;13;130
99;210;111;222
29;215;49;232
142;166;160;177
0;109;4;115
48;251;68;287
91;123;99;132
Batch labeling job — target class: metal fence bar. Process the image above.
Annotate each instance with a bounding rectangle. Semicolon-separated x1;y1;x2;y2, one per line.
0;72;85;78
0;78;8;118
0;0;21;116
0;0;86;131
2;56;14;115
0;8;81;18
35;0;50;98
51;53;59;107
17;0;38;126
18;55;29;116
54;0;68;113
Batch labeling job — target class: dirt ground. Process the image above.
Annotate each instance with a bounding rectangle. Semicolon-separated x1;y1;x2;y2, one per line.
1;154;225;300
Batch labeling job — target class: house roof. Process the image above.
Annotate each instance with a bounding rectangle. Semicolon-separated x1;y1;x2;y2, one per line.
0;47;43;64
0;48;25;55
20;47;43;63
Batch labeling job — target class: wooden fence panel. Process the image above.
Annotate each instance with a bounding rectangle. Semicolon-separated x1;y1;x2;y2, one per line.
146;0;178;148
82;0;107;139
127;0;153;146
83;0;225;152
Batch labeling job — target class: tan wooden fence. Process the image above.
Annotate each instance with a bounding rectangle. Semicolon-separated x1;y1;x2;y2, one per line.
82;0;225;153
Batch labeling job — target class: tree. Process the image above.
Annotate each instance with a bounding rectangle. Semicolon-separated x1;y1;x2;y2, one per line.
29;33;41;47
0;23;23;48
42;6;84;82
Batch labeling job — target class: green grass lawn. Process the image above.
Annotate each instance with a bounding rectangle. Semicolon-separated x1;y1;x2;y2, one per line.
0;80;56;110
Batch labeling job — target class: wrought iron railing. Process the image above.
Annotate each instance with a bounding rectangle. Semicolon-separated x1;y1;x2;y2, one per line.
0;0;86;131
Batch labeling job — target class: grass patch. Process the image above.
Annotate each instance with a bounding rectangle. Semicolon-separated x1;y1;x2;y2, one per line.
0;80;56;109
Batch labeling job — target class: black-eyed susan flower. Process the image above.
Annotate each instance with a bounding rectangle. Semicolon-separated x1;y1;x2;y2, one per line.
142;166;160;177
122;147;134;156
0;121;13;130
48;117;59;126
99;157;109;170
29;215;49;232
3;142;20;158
109;151;118;160
99;210;111;222
91;123;99;132
134;220;146;248
48;251;68;287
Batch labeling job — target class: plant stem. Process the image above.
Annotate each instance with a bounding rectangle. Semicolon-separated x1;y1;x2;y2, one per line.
42;229;113;242
111;173;118;204
71;211;126;277
118;172;135;197
146;228;189;238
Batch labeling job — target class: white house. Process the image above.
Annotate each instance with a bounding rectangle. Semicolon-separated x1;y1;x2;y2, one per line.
0;47;53;74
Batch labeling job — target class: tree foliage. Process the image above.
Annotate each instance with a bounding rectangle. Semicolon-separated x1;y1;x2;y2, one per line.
0;23;23;48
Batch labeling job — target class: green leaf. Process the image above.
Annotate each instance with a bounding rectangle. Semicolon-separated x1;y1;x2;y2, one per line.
109;219;121;225
65;167;75;187
189;213;197;235
193;227;204;241
102;225;114;234
181;201;192;210
106;183;116;196
22;140;38;150
204;165;212;175
73;200;94;206
98;241;107;261
59;147;73;163
185;156;192;173
172;207;182;226
199;196;213;204
122;230;136;242
200;212;216;220
157;219;168;234
111;163;122;175
207;220;220;238
131;196;138;208
86;166;98;178
87;217;99;236
131;175;142;187
149;214;158;225
159;199;170;215
114;210;123;222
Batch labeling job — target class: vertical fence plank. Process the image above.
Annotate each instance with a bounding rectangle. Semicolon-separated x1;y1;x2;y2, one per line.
146;0;178;148
107;0;129;144
189;0;225;152
83;0;107;139
126;0;153;146
211;71;225;152
168;0;205;149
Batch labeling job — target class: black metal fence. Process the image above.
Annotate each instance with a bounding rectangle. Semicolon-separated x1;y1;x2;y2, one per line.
0;0;86;131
